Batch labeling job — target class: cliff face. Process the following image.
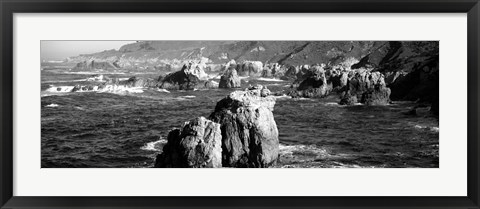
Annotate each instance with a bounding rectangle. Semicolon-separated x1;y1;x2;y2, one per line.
66;41;394;70
67;41;437;72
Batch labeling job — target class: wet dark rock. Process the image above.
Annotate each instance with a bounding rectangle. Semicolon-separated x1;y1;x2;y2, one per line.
361;84;391;105
209;88;279;167
154;117;222;168
71;85;81;92
124;76;157;88
388;55;439;106
159;64;201;90
339;92;358;105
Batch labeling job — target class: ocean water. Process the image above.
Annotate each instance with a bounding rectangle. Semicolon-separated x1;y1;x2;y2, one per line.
41;70;439;168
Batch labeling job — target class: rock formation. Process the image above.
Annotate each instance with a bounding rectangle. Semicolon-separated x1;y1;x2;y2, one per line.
219;66;241;88
339;70;391;105
154;117;222;168
124;76;158;88
159;63;202;90
209;86;279;167
287;64;333;98
73;60;119;71
236;61;263;77
182;61;209;81
153;86;279;168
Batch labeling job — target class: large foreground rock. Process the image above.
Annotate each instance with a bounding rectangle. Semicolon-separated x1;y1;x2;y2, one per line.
154;117;222;168
209;87;279;167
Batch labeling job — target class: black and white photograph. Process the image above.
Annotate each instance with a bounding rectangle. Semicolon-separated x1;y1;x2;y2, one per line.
41;41;439;168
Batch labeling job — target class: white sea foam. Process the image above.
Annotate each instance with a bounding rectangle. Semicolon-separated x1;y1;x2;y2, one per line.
256;78;285;82
98;85;144;94
45;103;59;107
414;125;439;133
85;75;104;81
45;60;64;63
64;71;126;75
273;95;291;100
141;139;168;152
325;102;340;106
157;88;171;93
182;95;196;98
279;144;330;157
45;86;75;92
43;79;87;83
44;85;145;94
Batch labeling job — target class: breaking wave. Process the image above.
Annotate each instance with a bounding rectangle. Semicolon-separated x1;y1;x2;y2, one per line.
63;71;126;75
44;85;146;94
414;125;439;133
141;139;168;152
256;78;285;82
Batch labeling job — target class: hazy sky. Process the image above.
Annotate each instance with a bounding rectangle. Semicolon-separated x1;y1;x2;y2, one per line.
41;41;136;60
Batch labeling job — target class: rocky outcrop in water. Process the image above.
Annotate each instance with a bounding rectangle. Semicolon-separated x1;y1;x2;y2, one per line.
183;61;209;80
219;66;241;88
236;61;263;77
73;60;119;71
159;63;202;90
339;70;391;105
287;65;333;98
209;86;279;167
124;76;158;88
153;86;279;168
154;117;222;168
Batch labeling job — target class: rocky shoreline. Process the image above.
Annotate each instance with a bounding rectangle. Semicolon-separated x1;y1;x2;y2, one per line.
54;41;438;116
43;41;439;168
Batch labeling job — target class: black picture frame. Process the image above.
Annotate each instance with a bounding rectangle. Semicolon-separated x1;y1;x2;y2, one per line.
1;0;479;208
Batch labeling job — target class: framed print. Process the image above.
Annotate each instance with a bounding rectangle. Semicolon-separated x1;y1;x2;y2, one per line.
1;0;479;208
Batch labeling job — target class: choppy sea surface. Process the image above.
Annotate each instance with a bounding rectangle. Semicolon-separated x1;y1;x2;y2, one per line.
41;69;439;168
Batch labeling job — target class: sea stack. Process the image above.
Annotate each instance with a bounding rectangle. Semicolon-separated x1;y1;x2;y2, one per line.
159;63;202;90
339;70;391;105
219;66;241;88
209;85;279;167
